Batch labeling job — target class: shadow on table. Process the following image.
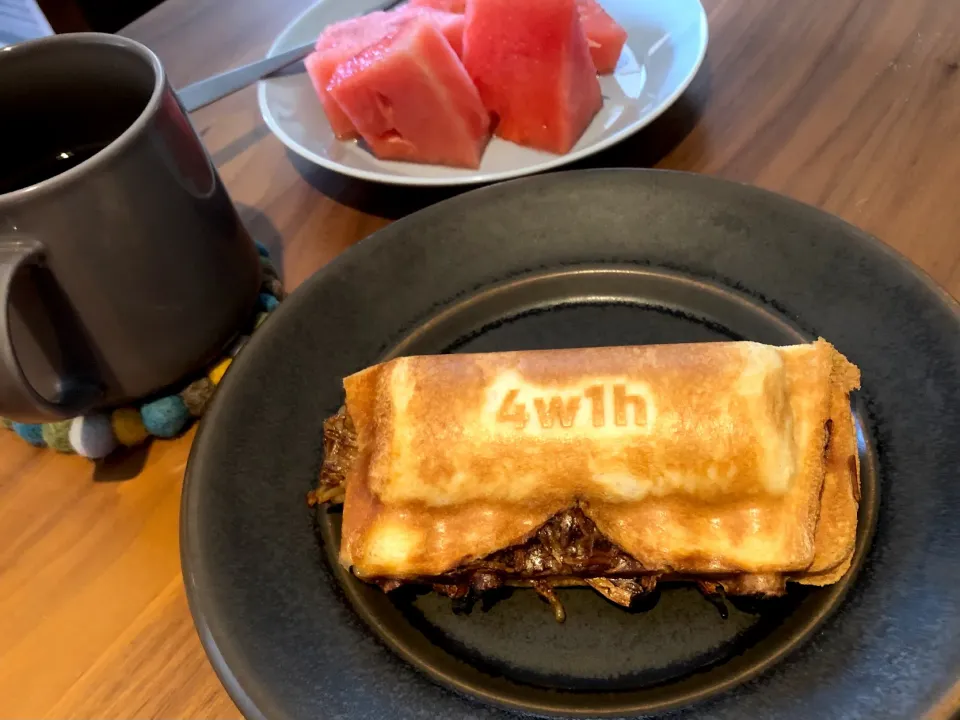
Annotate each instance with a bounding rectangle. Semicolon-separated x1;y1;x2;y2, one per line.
200;65;310;165
208;124;272;168
93;444;150;482
289;84;706;222
288;150;469;222
236;202;286;280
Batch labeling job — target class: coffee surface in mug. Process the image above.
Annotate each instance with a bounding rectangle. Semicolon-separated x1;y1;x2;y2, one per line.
0;71;150;194
0;142;108;196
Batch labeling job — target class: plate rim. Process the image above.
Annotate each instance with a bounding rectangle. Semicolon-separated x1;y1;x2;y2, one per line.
255;0;710;187
182;169;960;720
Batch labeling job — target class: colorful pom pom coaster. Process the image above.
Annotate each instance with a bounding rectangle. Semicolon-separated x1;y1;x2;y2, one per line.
0;242;283;459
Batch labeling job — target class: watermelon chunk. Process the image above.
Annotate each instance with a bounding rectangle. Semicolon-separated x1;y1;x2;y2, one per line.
462;0;602;154
312;11;393;53
306;12;398;139
576;0;628;74
328;17;491;168
306;10;466;139
393;6;466;57
408;0;466;13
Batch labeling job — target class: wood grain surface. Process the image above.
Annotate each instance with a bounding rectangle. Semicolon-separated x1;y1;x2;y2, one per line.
1;0;959;717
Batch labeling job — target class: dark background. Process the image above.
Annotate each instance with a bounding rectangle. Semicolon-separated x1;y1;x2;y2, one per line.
38;0;162;33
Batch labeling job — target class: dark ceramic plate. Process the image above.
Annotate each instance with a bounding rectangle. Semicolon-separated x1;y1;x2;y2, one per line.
183;170;960;720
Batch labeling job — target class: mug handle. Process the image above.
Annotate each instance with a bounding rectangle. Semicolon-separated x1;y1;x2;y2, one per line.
0;237;102;423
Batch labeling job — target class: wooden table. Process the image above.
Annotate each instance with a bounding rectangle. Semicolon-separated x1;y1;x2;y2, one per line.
2;0;959;717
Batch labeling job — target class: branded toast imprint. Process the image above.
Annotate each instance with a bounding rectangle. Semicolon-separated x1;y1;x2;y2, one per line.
496;384;651;430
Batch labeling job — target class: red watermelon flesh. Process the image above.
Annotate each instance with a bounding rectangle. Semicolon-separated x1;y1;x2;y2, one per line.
393;6;466;57
306;12;398;139
576;0;627;74
306;9;465;139
328;17;491;168
408;0;466;13
312;11;393;52
463;0;602;154
305;52;354;139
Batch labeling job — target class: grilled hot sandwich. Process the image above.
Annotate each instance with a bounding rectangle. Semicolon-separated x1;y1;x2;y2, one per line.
310;340;861;620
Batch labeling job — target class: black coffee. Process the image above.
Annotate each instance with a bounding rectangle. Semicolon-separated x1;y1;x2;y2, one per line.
0;45;152;196
0;142;109;196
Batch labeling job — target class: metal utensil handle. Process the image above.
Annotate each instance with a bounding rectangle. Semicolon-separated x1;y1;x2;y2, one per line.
178;40;316;112
177;0;408;113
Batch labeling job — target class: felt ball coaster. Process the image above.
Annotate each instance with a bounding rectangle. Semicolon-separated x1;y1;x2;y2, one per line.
0;242;283;459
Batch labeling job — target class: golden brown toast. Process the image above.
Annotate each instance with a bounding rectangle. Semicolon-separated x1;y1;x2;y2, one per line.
332;340;860;587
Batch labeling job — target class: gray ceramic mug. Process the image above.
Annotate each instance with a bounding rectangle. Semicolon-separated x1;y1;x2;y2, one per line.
0;33;261;423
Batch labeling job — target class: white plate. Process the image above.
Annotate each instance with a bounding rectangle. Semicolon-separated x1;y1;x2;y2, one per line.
258;0;708;186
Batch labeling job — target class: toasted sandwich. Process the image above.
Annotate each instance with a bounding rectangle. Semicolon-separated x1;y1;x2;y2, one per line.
310;340;860;620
